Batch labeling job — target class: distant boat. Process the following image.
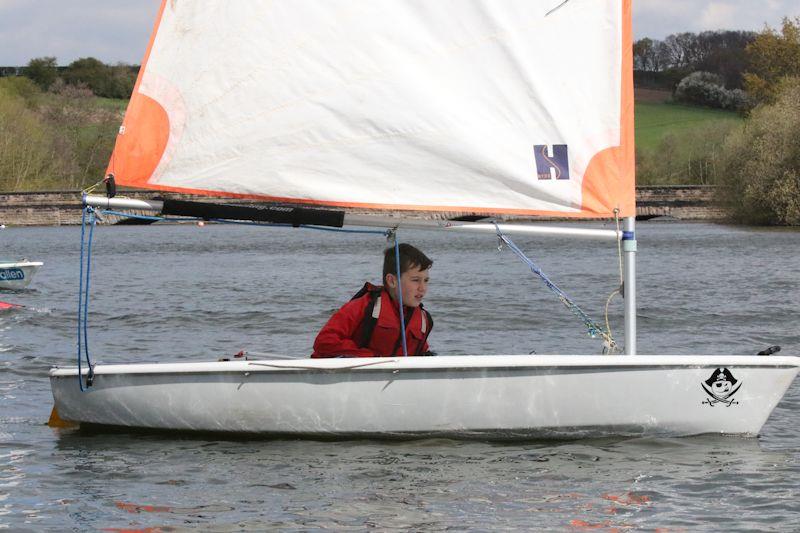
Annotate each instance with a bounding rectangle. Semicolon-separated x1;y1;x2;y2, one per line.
0;261;43;290
0;300;22;311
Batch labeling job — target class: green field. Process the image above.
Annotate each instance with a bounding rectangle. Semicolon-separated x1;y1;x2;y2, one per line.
634;101;744;185
94;97;128;112
635;101;742;154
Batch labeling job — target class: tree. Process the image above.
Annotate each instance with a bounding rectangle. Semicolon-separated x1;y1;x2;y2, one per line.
674;71;748;111
62;57;108;96
0;80;57;190
716;77;800;225
634;31;755;91
743;17;800;105
25;56;59;90
663;32;699;69
633;38;652;71
61;57;138;99
107;63;137;99
695;31;755;89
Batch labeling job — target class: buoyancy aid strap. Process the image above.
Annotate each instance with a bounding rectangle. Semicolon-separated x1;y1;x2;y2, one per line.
355;284;383;348
386;306;434;356
372;294;381;319
390;310;409;355
419;306;433;355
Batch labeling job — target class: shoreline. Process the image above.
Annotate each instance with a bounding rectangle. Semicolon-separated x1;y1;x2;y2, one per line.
0;186;723;226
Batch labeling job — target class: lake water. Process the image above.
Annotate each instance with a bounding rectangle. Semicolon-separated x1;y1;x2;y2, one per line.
2;220;799;530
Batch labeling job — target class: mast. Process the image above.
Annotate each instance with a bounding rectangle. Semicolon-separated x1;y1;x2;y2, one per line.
623;217;637;355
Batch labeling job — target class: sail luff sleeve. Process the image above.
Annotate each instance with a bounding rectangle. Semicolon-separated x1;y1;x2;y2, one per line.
160;199;345;227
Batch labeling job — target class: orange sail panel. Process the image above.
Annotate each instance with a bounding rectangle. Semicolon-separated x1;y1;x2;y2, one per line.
107;0;635;218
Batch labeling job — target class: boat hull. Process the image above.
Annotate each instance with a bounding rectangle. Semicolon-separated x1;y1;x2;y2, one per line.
0;262;43;290
49;355;800;438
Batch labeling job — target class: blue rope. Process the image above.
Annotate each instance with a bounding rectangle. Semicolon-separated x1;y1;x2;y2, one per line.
84;209;95;362
77;207;96;391
76;208;85;389
493;223;609;341
393;237;408;356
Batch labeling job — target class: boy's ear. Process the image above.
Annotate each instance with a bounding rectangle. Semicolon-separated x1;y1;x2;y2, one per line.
385;273;397;289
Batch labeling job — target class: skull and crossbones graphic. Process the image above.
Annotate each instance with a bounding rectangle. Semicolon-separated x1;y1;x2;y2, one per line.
701;368;741;407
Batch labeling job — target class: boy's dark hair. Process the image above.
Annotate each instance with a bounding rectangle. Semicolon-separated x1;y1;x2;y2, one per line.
383;243;432;284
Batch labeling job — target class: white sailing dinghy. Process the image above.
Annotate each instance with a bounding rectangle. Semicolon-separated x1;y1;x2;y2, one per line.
0;261;43;290
50;0;799;437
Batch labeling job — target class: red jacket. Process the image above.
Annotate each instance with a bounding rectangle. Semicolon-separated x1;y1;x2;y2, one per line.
312;286;432;358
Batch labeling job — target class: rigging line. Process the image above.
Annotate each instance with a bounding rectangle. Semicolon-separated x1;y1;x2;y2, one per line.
604;288;620;346
77;208;86;390
614;209;623;284
393;234;409;357
81;179;103;196
603;209;624;348
493;223;615;347
77;207;96;391
545;0;571;17
84;208;96;372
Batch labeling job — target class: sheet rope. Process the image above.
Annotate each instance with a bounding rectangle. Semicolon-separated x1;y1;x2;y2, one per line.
389;230;409;356
493;222;618;353
603;209;624;347
77;206;97;391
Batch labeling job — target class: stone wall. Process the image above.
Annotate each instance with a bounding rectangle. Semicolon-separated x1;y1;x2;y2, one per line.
0;186;723;226
635;185;723;220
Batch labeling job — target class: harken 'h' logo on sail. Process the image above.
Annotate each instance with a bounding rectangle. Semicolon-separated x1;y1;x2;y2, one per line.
701;367;741;407
534;144;570;180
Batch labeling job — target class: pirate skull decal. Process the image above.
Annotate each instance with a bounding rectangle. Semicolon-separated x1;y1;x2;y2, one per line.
702;367;741;407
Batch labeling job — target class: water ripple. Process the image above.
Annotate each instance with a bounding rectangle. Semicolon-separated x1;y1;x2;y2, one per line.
1;223;799;530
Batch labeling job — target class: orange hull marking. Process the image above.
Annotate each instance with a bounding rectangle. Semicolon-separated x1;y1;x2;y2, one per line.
47;407;79;429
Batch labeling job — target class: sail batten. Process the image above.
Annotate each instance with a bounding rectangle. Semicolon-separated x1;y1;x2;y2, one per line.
108;0;635;218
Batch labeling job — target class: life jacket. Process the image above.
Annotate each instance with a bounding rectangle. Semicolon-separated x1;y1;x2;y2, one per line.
351;282;433;356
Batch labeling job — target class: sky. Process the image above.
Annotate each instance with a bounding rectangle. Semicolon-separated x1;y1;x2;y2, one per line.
0;0;797;66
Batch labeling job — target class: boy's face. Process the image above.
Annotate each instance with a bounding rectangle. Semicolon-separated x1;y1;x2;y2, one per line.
387;265;430;307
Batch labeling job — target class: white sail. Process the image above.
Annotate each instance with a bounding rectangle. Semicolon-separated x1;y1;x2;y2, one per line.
109;0;635;217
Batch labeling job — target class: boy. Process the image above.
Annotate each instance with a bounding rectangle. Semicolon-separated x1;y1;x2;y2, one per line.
312;243;433;357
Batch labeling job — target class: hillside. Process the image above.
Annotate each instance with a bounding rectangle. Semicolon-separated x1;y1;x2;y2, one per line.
2;81;745;191
633;90;743;185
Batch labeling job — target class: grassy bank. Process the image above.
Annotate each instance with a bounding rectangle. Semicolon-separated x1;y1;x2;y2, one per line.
634;99;743;186
1;78;744;191
0;77;124;191
635;102;743;153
